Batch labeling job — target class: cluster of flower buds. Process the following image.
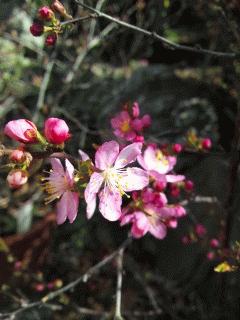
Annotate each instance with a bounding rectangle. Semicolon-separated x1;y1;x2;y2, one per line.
186;129;212;151
111;102;151;142
4;118;70;189
30;0;72;46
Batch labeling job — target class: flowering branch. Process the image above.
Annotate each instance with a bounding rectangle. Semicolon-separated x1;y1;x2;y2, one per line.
75;0;239;59
0;237;132;320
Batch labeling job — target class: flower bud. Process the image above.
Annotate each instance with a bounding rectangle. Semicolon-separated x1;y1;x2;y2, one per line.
30;22;44;37
172;143;182;153
184;180;194;192
132;102;140;118
210;238;220;248
195;224;207;237
4;119;38;143
202;138;212;150
50;0;72;18
9;149;25;163
141;114;151;128
7;170;28;189
45;33;57;46
38;6;54;20
44;118;70;144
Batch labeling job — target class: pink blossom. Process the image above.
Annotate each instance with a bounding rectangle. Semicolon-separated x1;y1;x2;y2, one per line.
44;118;70;144
84;141;149;221
111;111;137;141
38;6;54;20
201;138;212;150
137;145;184;183
7;170;28;189
132;102;140;118
4;119;38;143
172;143;182;153
43;158;79;224
121;188;186;239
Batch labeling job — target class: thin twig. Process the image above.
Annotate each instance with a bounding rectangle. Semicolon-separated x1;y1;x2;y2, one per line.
60;14;97;26
114;248;125;320
0;237;132;320
75;0;239;59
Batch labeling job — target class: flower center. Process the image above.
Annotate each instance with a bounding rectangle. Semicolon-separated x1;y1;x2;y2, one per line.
103;167;128;196
42;172;70;204
120;120;130;133
156;150;169;166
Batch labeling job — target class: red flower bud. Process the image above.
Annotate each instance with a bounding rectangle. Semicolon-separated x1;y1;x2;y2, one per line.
201;138;212;150
7;170;28;189
44;117;70;144
38;6;54;20
50;0;71;18
172;143;182;153
4;119;38;143
30;22;44;37
45;33;57;46
10;149;25;163
184;180;194;192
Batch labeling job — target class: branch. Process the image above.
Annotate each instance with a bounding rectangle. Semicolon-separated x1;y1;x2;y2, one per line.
114;248;125;320
0;237;132;320
75;0;239;59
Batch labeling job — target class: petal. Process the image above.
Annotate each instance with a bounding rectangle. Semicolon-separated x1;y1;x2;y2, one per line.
84;172;104;219
67;192;79;223
65;159;74;184
50;158;64;175
149;222;167;239
137;154;148;170
149;170;167;183
78;149;90;161
114;142;142;169
99;187;122;221
166;174;185;183
120;167;149;191
95;141;119;170
131;211;149;238
86;192;97;219
120;213;134;226
143;146;157;170
56;192;68;225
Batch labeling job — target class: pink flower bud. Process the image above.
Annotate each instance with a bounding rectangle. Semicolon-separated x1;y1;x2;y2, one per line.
9;149;25;163
167;218;178;228
30;22;44;37
154;180;167;191
210;238;220;248
34;283;45;292
201;138;212;150
44;118;70;144
132;102;140;118
38;6;54;20
184;180;194;192
45;33;57;46
182;235;191;245
170;184;180;197
4;119;38;143
141;114;151;128
195;224;207;237
7;170;28;189
172;143;182;153
206;251;215;260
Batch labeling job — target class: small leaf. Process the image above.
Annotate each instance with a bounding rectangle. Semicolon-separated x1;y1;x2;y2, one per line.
214;261;238;273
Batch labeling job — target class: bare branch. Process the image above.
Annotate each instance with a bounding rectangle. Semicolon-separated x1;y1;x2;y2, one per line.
75;0;239;59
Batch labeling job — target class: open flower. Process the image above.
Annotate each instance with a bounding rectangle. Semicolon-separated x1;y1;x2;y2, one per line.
84;141;149;221
137;145;184;183
120;188;186;239
43;158;79;225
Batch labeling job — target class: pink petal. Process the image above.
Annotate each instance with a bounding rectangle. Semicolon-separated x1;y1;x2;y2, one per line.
120;213;134;226
67;192;79;223
84;172;104;219
143;146;157;170
137;154;148;170
78;149;90;161
95;141;119;170
121;167;149;191
149;222;167;239
149;170;167;183
56;192;69;224
124;131;137;141
131;211;149;238
166;174;185;183
50;158;64;175
114;142;142;169
65;159;74;184
99;187;122;221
